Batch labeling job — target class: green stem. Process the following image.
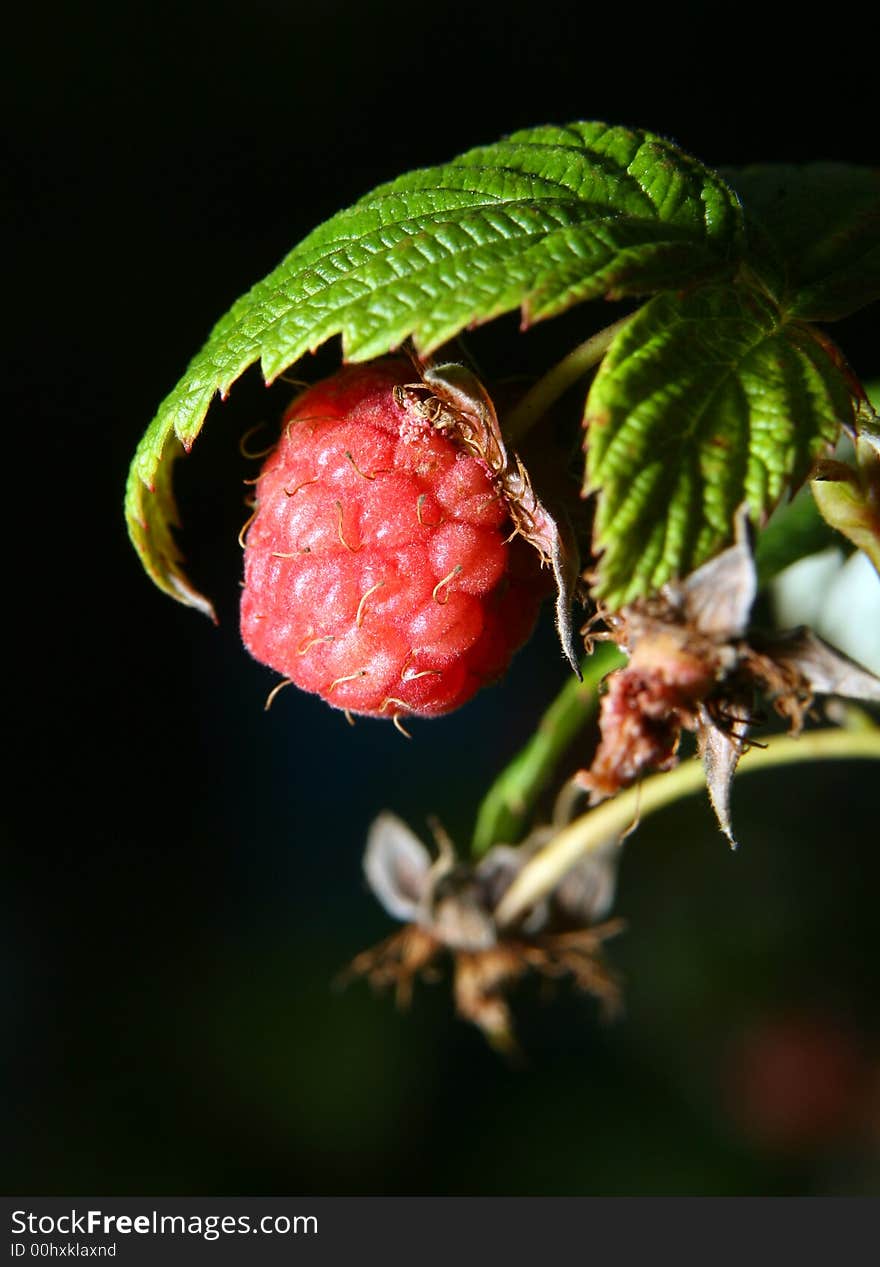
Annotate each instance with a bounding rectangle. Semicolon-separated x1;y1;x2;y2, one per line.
471;643;626;855
504;315;633;445
494;725;880;928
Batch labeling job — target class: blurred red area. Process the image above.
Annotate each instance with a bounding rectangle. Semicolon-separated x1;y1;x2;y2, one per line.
722;1011;878;1156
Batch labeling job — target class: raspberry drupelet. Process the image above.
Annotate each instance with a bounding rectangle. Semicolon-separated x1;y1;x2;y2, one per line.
240;359;547;721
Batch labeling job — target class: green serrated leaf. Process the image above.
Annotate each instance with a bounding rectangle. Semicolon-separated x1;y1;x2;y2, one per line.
722;163;880;320
127;121;743;606
584;282;855;608
125;433;216;619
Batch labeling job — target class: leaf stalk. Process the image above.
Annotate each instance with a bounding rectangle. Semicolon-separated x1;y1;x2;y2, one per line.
471;643;626;855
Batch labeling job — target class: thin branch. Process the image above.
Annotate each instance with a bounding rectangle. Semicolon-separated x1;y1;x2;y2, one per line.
494;726;880;928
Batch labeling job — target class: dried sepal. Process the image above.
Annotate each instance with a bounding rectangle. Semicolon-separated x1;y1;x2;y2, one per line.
363;812;432;924
755;629;880;704
395;362;582;674
679;525;756;640
454;922;625;1050
346;920;623;1053
364;812;496;951
578;520;880;844
348;811;624;1047
343;925;440;1010
697;701;750;848
550;840;620;926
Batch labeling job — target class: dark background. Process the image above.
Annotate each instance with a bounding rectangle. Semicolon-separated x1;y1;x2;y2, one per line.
6;1;880;1195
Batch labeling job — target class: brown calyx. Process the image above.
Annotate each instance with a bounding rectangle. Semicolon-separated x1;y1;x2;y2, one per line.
579;621;726;801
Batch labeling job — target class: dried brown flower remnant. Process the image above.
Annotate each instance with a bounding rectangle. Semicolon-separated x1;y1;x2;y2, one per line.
579;519;880;845
348;922;623;1055
346;812;623;1050
580;630;721;800
579;530;753;803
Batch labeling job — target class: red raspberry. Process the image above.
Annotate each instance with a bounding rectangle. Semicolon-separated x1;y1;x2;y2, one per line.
240;359;546;721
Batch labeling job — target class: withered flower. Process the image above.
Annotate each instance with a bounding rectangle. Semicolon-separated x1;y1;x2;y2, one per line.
580;516;880;845
345;811;624;1051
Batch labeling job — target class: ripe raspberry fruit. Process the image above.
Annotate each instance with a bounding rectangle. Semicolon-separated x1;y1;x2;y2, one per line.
240;359;547;722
